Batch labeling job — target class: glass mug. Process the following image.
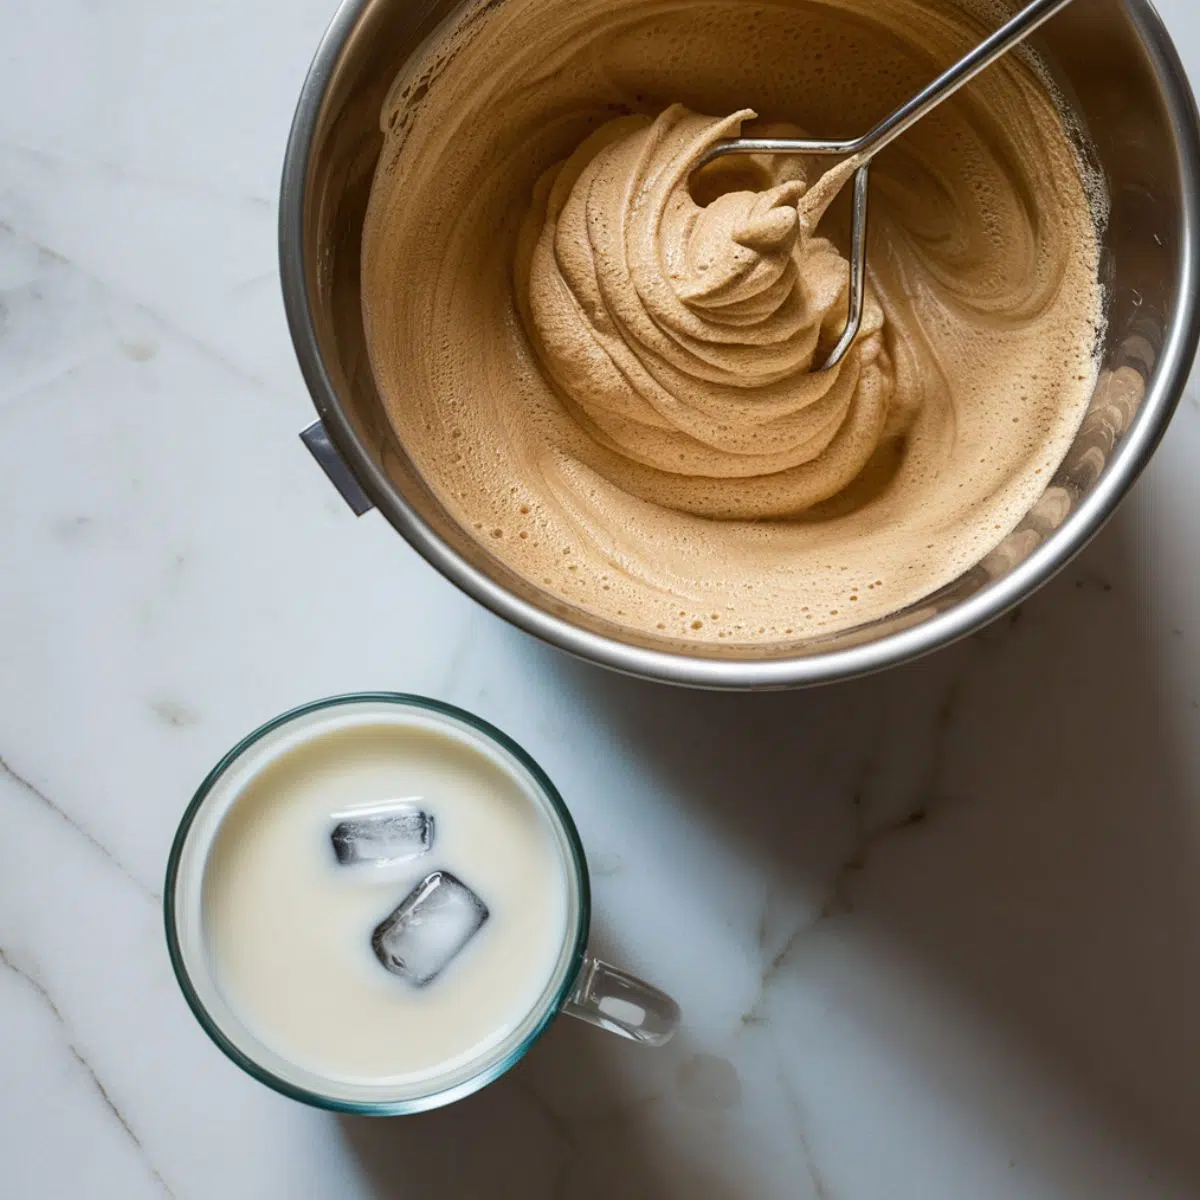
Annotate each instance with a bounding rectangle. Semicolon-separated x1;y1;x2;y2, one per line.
165;693;680;1115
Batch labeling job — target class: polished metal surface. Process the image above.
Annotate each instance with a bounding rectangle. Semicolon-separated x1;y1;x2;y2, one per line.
280;0;1200;690
697;0;1079;370
301;420;375;516
821;163;870;372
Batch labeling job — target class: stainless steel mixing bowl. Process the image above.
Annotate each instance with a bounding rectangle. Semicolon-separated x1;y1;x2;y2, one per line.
280;0;1200;689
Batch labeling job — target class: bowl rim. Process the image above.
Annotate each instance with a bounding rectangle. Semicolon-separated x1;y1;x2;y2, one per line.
279;0;1200;690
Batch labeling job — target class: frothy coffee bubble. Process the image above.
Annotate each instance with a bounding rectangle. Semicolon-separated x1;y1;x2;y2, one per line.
362;0;1105;646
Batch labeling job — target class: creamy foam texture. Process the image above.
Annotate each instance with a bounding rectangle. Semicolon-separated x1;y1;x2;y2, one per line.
202;711;571;1088
362;0;1104;644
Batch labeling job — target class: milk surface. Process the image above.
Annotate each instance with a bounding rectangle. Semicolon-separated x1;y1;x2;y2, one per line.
202;710;572;1087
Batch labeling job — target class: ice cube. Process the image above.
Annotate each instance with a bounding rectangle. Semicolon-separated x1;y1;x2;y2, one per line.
330;801;434;867
372;871;490;986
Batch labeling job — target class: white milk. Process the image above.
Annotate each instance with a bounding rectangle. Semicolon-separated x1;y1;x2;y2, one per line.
201;709;572;1089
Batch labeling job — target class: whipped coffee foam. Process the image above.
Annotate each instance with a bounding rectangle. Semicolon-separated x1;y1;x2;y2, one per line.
362;0;1104;645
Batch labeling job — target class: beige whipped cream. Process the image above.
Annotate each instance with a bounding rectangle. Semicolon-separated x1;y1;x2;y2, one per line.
363;0;1104;645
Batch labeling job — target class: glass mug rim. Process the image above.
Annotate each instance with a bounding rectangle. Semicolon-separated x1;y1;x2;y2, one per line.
164;691;592;1116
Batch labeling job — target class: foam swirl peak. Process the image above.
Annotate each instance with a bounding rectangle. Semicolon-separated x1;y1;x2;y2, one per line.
519;105;896;518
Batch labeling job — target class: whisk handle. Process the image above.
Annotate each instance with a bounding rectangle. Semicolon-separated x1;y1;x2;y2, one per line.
697;0;1079;165
851;0;1078;161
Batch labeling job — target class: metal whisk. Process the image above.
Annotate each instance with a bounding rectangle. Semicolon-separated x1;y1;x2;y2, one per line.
697;0;1078;371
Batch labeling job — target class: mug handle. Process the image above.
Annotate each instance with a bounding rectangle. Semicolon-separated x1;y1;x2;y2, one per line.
561;953;679;1046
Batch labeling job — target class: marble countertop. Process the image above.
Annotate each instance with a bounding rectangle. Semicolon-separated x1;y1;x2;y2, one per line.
3;1;1200;1196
